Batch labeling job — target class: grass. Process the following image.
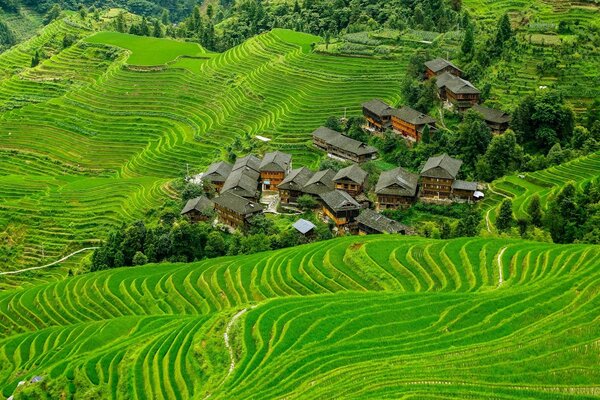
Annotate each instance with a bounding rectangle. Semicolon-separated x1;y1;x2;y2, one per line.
85;32;207;65
0;235;598;398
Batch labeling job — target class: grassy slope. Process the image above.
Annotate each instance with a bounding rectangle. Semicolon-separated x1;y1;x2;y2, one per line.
0;236;598;398
0;23;405;275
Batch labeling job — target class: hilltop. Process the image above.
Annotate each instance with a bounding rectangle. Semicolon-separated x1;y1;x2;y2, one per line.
0;235;599;398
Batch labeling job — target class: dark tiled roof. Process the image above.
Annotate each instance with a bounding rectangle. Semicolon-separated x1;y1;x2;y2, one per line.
332;164;368;185
303;169;336;195
292;218;316;234
221;168;259;198
319;190;360;212
421;153;463;179
213;192;263;215
436;72;480;95
202;161;232;183
312;127;378;157
278;167;314;191
472;104;511;124
356;208;412;234
392;106;437;126
362;99;395;117
181;196;214;215
375;166;419;197
259;151;292;172
233;155;261;173
425;58;462;73
452;180;477;191
313;126;340;142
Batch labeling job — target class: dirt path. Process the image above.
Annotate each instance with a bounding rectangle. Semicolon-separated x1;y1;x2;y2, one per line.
224;308;249;375
497;247;507;287
0;247;98;276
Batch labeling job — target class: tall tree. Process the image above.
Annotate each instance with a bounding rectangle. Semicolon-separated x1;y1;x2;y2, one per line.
494;13;512;51
455;110;492;171
461;23;474;60
496;199;514;232
528;194;543;227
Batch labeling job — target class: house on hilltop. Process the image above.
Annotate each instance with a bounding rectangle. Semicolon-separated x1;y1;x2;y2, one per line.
356;208;413;235
420;153;463;200
436;72;480;111
472;104;511;134
302;169;336;197
319;190;361;227
213;192;263;229
312;127;378;163
362;99;394;133
221;168;260;200
278;167;314;205
425;58;463;79
200;161;232;193
259;151;292;191
391;106;437;142
375;166;419;210
332;164;368;197
180;196;214;223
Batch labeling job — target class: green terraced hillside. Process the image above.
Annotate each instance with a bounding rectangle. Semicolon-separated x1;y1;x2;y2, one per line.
482;151;600;230
0;236;598;398
0;21;407;271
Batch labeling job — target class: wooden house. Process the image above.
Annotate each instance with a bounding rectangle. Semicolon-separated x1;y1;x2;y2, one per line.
436;72;480;111
221;168;260;200
356;209;413;235
213;192;263;229
180;196;214;223
391;106;437;142
375;166;419;210
233;154;261;174
259;151;292;191
312;127;378;163
362;99;394;132
424;58;463;79
200;161;232;193
472;104;511;134
278;167;314;204
420;153;463;200
302;169;336;197
319;190;361;227
451;180;478;202
332;164;368;196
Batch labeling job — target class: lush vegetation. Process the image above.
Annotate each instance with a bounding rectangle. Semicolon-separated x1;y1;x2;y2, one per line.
1;236;599;398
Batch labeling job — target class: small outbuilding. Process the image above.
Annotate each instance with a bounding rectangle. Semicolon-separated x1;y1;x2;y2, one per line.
180;196;214;223
292;219;316;236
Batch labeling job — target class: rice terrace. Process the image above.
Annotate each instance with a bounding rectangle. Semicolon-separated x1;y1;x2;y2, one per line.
0;0;599;398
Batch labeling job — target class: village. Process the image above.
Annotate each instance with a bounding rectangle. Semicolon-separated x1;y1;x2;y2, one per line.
181;57;508;237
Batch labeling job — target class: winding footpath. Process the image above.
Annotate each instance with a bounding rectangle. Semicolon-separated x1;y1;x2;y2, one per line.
0;247;98;276
497;247;507;287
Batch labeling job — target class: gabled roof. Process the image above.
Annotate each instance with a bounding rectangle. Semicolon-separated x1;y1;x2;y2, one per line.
278;167;314;191
375;166;419;197
356;208;412;234
436;72;480;95
233;155;261;173
181;196;214;215
202;161;232;183
302;169;336;195
259;151;292;172
213;192;262;216
292;218;316;234
472;104;511;124
425;58;462;74
452;180;477;191
319;190;360;212
362;99;395;117
421;153;463;179
332;164;368;185
221;168;259;198
392;106;437;126
312;127;378;157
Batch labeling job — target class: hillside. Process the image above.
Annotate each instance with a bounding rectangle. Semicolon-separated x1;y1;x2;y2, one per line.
0;236;598;398
0;21;407;272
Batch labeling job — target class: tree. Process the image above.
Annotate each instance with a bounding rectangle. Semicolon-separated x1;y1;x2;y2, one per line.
421;124;431;144
496;199;514;232
545;182;579;243
140;17;151;36
0;21;16;48
324;116;342;132
132;251;148;266
153;19;163;37
161;9;170;25
476;130;522;181
528;194;543;227
204;231;227;258
297;194;318;211
115;12;126;33
181;182;204;202
494;13;512;52
455;110;492;171
461;23;474;60
31;51;40;68
44;4;62;25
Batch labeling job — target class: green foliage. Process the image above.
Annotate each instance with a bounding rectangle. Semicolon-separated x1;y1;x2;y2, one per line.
455;110;492;172
527;194;543;227
476;130;523;181
43;4;61;25
297;194;318;211
0;20;16;48
496;199;514;231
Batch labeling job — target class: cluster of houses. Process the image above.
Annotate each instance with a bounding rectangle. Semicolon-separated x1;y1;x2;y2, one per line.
363;58;511;142
182;141;481;236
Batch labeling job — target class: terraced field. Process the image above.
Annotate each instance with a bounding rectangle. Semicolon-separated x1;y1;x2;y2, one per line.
0;22;406;271
483;152;600;229
0;236;598;398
